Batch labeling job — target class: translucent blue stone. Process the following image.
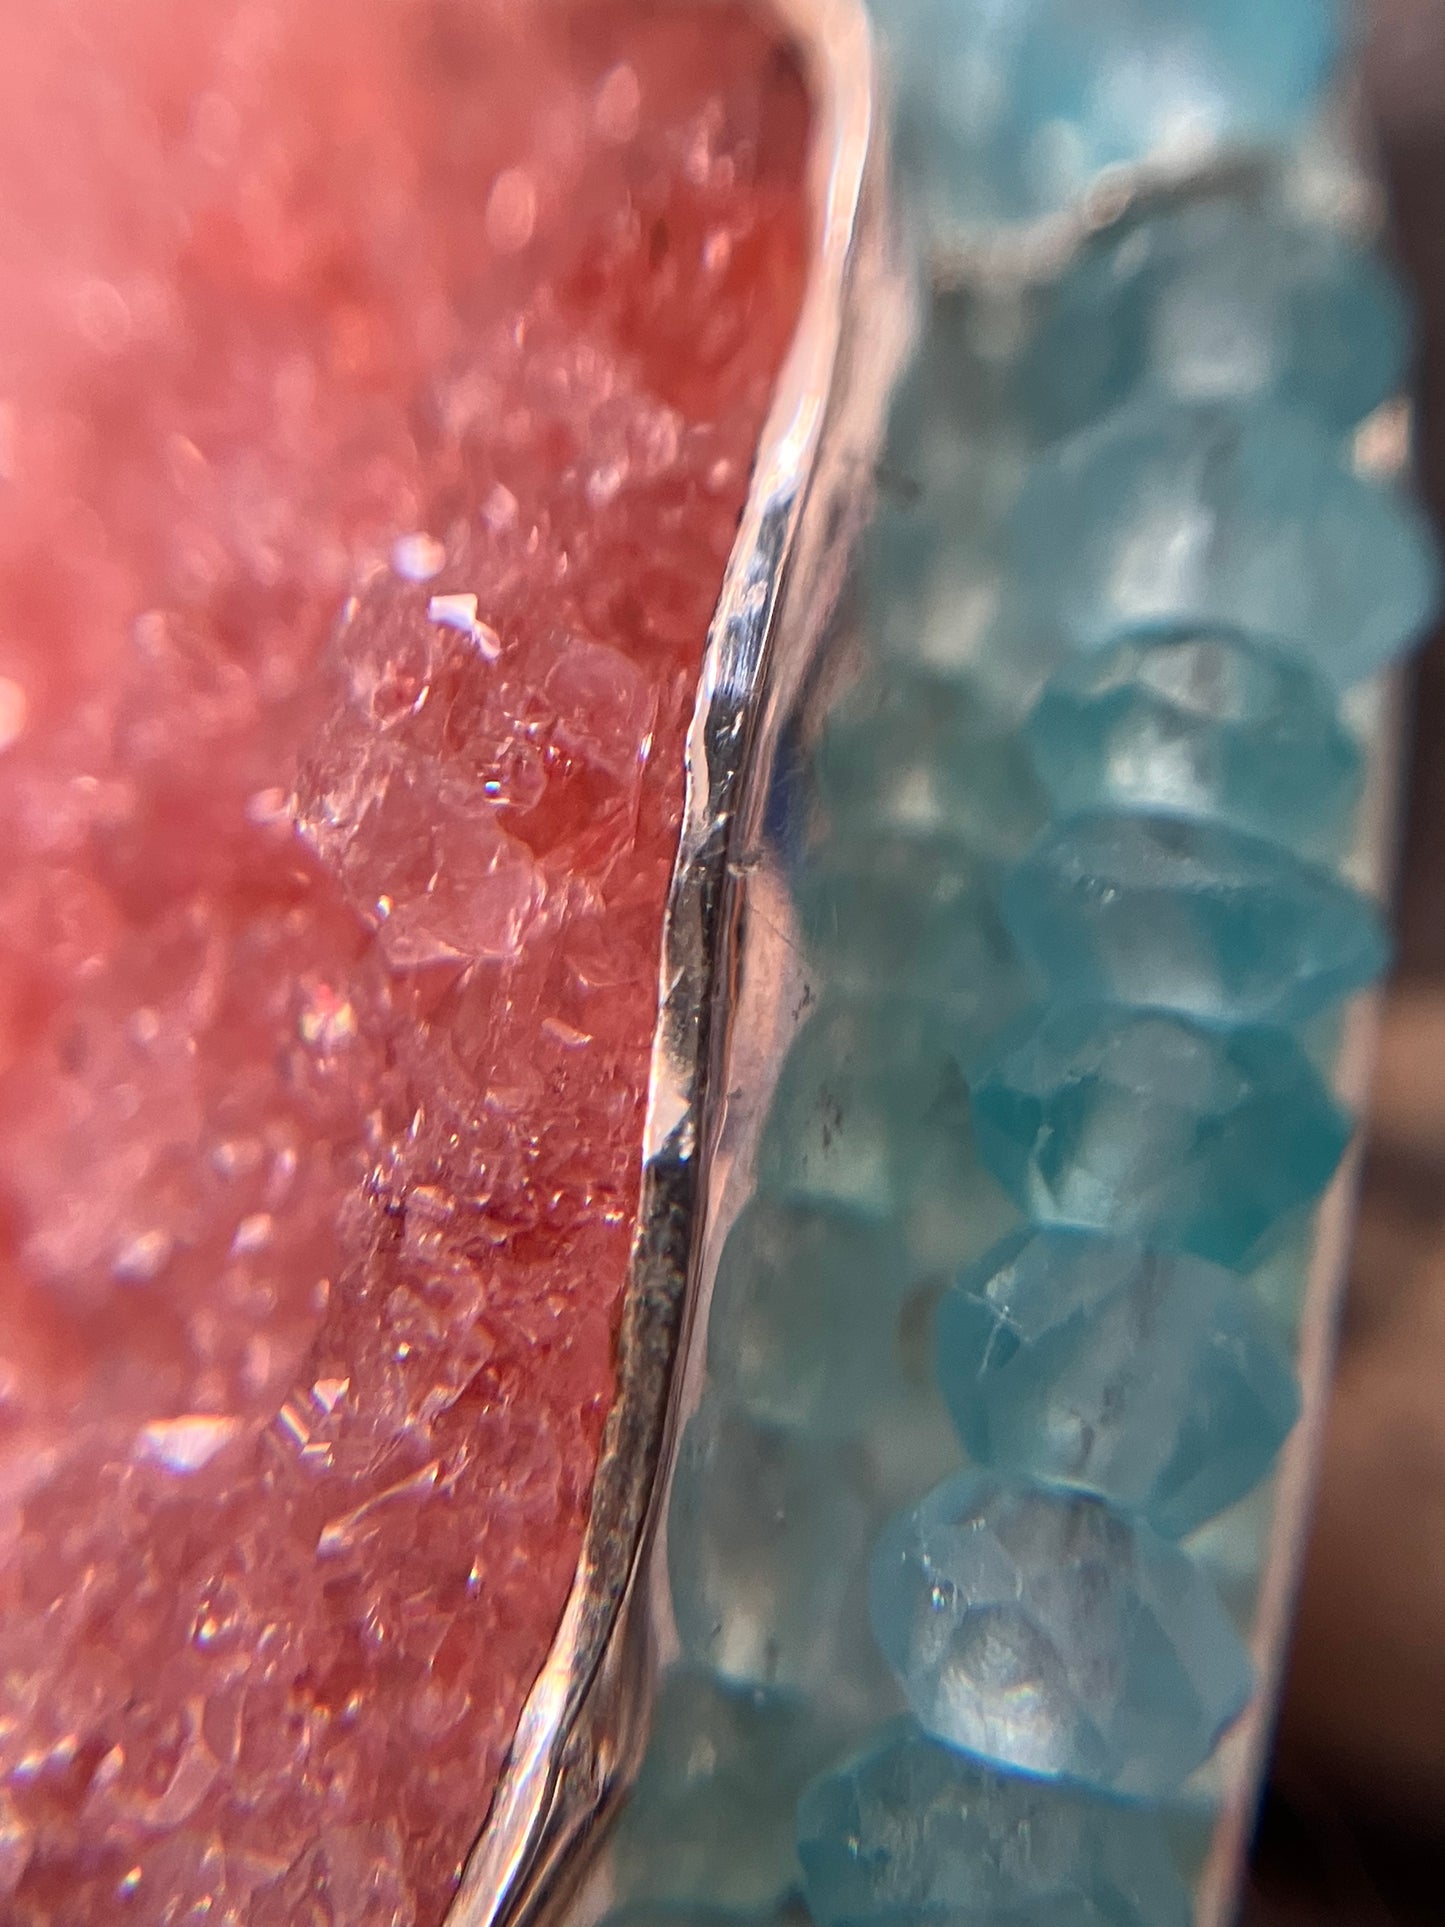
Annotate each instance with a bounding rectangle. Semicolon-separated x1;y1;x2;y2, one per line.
1021;196;1410;442
871;0;1342;230
814;669;1048;860
613;1668;836;1913
1001;812;1388;1025
796;1719;1192;1927
968;1004;1350;1265
796;833;1027;1035
869;1473;1254;1796
758;997;1020;1272
707;1200;912;1438
1025;628;1363;856
936;1226;1300;1537
669;1397;871;1693
1011;399;1441;686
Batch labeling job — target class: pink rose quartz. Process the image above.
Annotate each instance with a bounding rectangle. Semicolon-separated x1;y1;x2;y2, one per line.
0;1;808;1919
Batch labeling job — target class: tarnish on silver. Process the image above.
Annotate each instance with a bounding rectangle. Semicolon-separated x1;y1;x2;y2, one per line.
442;7;907;1925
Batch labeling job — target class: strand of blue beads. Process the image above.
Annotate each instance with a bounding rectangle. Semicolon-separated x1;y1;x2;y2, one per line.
595;5;1440;1927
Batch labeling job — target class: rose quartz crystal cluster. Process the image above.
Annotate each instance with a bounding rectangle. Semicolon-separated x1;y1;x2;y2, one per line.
0;1;808;1919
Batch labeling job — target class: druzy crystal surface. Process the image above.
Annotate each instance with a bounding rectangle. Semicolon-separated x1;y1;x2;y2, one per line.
796;1719;1192;1927
969;1005;1351;1265
869;1473;1254;1796
0;2;808;1919
1025;629;1363;855
1012;399;1441;685
937;1227;1300;1538
1002;812;1387;1025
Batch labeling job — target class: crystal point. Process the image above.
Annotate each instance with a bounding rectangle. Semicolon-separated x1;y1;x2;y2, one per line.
868;1473;1254;1797
1002;812;1388;1025
969;1004;1351;1265
796;1719;1192;1927
937;1226;1300;1536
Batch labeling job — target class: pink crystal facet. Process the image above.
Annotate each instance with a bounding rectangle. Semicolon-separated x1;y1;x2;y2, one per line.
0;2;809;1919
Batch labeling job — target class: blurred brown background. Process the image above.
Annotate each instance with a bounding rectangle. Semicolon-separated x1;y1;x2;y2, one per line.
1245;2;1445;1919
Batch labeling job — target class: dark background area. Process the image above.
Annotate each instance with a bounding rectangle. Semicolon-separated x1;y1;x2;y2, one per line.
1246;2;1445;1919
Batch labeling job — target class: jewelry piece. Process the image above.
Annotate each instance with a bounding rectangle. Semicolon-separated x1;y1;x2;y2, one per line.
0;0;1434;1923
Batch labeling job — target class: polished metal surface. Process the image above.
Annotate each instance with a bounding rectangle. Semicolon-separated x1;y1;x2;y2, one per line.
442;7;908;1924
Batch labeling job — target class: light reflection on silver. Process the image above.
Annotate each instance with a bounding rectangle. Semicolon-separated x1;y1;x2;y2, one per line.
441;5;907;1925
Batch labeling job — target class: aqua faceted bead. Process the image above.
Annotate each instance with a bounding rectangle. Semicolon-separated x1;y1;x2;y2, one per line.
796;1719;1192;1927
869;1473;1254;1796
757;998;1018;1263
815;669;1048;860
872;0;1342;230
1025;628;1362;856
1011;399;1441;686
796;832;1026;1034
669;1398;870;1693
1022;196;1410;442
968;1004;1350;1265
937;1226;1300;1538
707;1200;912;1438
1001;812;1387;1025
613;1668;837;1914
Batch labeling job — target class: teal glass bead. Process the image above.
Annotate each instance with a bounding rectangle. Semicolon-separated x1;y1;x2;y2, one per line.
871;0;1342;231
815;669;1049;860
1021;195;1410;443
1001;812;1388;1025
707;1200;912;1439
757;998;1019;1270
669;1397;870;1693
613;1668;837;1914
1025;627;1363;855
968;1004;1350;1265
796;1719;1192;1927
868;1473;1254;1797
796;832;1027;1036
937;1226;1300;1538
1011;399;1441;687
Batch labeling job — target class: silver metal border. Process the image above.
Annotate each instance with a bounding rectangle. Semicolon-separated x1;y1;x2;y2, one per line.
442;7;906;1923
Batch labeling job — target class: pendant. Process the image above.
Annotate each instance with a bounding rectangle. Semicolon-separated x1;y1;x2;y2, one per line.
0;1;1434;1924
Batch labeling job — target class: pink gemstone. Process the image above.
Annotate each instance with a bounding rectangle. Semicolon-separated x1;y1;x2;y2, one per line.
0;1;809;1918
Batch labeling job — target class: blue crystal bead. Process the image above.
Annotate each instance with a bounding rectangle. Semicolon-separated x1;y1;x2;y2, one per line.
869;1472;1254;1796
796;833;1026;1033
968;1004;1350;1265
758;998;1020;1272
796;1719;1192;1927
1025;627;1363;855
1021;196;1410;442
669;1397;871;1693
1001;811;1388;1025
937;1226;1300;1537
872;0;1342;230
707;1200;912;1439
613;1668;837;1914
1011;399;1441;686
814;669;1048;860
